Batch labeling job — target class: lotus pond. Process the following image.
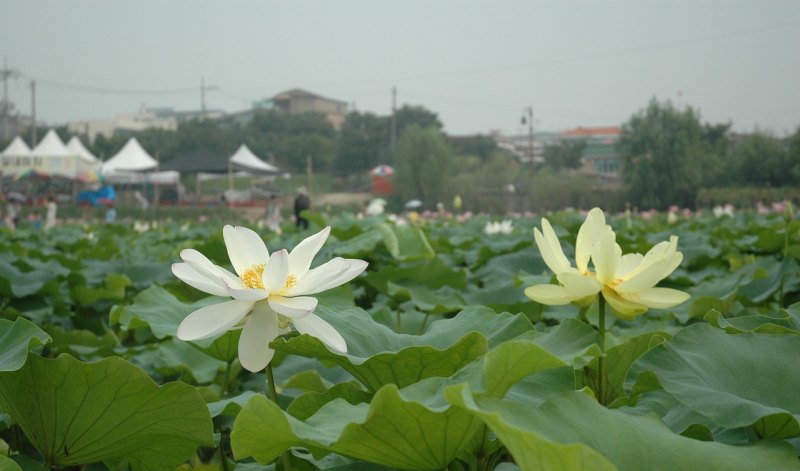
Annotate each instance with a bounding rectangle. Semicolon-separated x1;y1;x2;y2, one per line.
0;209;799;471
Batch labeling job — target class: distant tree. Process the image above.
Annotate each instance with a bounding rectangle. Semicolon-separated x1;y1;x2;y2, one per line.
280;133;336;172
393;125;454;208
728;131;792;187
449;135;500;161
618;99;713;209
542;140;586;170
334;111;390;174
786;127;800;183
395;105;443;137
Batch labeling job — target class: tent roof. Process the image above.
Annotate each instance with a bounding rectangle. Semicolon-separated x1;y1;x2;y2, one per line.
102;137;158;172
67;137;99;163
2;136;31;156
162;148;228;173
32;130;73;157
229;144;279;173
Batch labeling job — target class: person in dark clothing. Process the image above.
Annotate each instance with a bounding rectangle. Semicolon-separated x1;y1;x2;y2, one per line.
294;187;310;229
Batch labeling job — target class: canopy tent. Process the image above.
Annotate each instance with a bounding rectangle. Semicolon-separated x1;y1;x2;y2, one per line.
67;137;99;164
1;130;94;179
2;136;31;156
229;144;279;173
101;137;158;174
227;144;278;191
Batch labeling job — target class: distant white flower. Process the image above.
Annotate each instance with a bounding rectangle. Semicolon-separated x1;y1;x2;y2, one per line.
525;208;689;319
484;220;513;235
172;226;368;372
712;204;734;218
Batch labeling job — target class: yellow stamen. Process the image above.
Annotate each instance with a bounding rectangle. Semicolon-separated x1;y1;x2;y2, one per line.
240;264;265;289
284;274;298;290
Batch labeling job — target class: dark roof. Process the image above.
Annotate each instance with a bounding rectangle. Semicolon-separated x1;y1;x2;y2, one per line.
162;148;228;173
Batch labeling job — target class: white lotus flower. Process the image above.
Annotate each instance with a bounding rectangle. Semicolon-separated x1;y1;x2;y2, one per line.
172;226;368;372
484;220;513;235
525;208;689;319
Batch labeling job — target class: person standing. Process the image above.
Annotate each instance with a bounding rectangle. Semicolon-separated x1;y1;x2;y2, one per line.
44;197;57;230
294;187;310;230
265;195;283;233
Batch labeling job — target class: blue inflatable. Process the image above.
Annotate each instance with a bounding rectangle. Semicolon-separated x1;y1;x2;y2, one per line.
77;185;117;207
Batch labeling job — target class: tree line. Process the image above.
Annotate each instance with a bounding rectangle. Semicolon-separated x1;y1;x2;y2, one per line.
3;98;798;212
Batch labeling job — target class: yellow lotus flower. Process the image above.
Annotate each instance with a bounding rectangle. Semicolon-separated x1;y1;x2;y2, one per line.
525;208;689;319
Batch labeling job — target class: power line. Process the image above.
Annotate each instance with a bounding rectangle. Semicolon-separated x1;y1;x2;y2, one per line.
18;73;199;95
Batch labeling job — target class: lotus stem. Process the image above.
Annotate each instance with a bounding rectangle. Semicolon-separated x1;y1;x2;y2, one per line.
598;295;607;406
266;365;292;471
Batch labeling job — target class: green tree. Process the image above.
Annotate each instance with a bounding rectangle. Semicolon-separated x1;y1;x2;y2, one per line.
728;131;792;187
618;99;714;209
393;125;454;208
280;134;336;172
542;140;586;170
335;111;389;174
395;105;443;136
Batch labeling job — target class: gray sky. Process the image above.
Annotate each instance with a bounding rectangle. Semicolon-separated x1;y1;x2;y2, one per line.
2;0;799;136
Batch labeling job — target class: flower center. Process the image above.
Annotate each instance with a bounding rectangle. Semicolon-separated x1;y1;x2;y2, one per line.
240;264;265;289
284;274;298;290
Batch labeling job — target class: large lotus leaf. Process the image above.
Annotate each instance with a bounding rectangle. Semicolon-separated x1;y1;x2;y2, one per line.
446;388;798;471
528;318;602;368
633;323;800;439
287;382;372;420
377;223;435;260
110;285;218;339
329;229;383;259
365;257;467;293
386;282;466;314
271;305;532;391
131;338;226;384
704;310;800;336
81;259;173;291
738;257;796;304
602;331;670;403
72;273;131;306
232;384;483;470
208;391;260;418
0;454;22;471
0;257;68;298
0;317;50;371
0;354;213;470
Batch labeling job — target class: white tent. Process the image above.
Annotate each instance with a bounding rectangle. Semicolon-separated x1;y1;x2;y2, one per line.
101;137;158;173
67;136;99;164
227;144;278;191
229;144;279;173
2;136;31;156
27;130;84;178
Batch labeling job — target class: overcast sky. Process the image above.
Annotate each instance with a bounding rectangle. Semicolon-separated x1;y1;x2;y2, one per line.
2;1;799;136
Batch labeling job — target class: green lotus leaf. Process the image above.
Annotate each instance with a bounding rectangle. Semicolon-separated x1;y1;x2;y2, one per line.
232;383;483;470
386;282;466;314
446;388;798;471
110;285;218;339
633;323;800;439
0;317;50;372
529;318;602;368
207;391;260;418
131;338;226;384
704;310;800;335
0;454;22;471
0;354;213;470
365;257;467;293
287;382;372;420
72;273;131;306
0;257;68;298
378;223;435;260
272;305;532;391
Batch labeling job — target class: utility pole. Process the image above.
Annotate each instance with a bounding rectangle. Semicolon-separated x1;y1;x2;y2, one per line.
1;58;20;140
521;106;534;171
30;80;37;146
200;76;217;119
390;86;397;151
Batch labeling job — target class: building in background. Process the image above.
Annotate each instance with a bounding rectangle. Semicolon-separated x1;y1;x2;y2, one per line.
67;107;225;142
558;126;622;181
252;89;348;130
